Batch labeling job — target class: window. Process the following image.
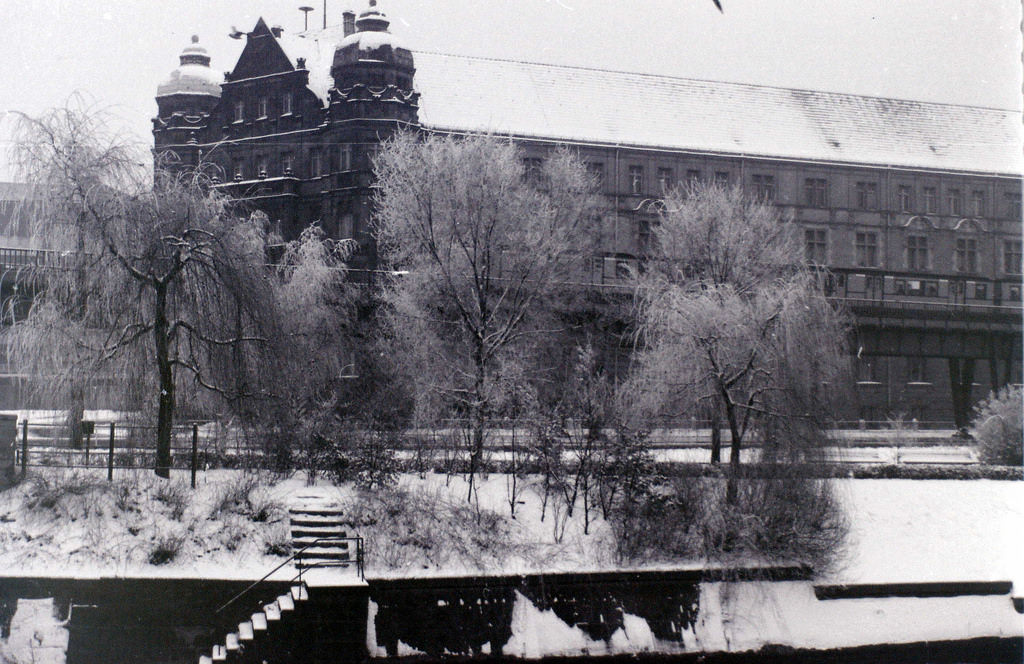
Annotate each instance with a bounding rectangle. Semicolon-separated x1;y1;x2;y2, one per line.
714;171;730;187
233;100;244;123
522;157;543;182
685;169;701;186
947;188;962;216
897;185;913;213
907;357;928;383
281;92;293;115
804;178;827;207
256;155;268;178
751;174;775;201
233;160;244;180
1004;240;1023;274
628;165;644;194
855;232;878;267
804;229;827;264
257;97;268;119
310;149;322;177
857;359;879;383
970;190;986;217
907;235;929;270
658;167;675;193
638;217;652;252
586;162;604;185
955;238;978;273
339;144;352;171
923;187;937;214
1005;192;1022;219
855;181;877;209
282;152;294;175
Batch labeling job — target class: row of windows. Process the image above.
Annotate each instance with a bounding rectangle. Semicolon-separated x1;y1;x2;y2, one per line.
803;230;1022;274
229;143;379;179
232;93;294;123
580;160;1022;218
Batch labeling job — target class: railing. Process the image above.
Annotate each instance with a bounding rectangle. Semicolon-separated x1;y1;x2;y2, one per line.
214;535;364;615
12;420;213;487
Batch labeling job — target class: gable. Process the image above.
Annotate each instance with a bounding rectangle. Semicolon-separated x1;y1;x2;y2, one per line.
229;18;295;81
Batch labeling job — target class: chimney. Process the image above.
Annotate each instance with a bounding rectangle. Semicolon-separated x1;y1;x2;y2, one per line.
343;10;356;36
270;25;283;37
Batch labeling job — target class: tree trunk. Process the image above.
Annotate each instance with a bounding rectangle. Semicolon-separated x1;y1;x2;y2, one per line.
467;344;486;501
153;284;174;479
722;392;743;505
67;387;85;449
709;409;721;464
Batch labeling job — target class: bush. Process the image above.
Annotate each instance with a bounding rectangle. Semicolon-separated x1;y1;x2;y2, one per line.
154;480;189;520
610;472;847;572
149;534;186;565
24;472;106;512
971;386;1023;466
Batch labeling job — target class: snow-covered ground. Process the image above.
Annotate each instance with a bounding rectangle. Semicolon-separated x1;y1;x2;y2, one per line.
0;468;1020;586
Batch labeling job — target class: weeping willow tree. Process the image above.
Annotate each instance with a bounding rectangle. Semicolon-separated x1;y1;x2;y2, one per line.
6;105;279;477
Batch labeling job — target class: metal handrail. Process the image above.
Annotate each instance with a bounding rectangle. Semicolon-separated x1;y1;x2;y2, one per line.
214;535;364;615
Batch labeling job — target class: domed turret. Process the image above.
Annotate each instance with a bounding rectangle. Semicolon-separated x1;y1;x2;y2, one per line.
157;35;223;99
332;0;415;96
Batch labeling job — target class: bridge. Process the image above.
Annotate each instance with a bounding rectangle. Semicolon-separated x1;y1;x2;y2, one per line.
0;247;1019;427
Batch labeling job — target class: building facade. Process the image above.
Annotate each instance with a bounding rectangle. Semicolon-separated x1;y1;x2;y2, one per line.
152;2;1023;425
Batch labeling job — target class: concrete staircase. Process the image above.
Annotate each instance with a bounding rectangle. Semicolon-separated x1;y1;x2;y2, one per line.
288;505;357;569
198;583;307;664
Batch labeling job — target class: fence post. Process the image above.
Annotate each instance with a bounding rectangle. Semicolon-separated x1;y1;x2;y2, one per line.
107;423;115;482
84;431;91;467
191;424;198;489
20;420;28;478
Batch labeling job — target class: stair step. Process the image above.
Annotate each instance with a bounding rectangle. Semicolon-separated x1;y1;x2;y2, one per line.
199;656;213;664
296;550;354;560
225;633;239;650
238;621;254;640
288;508;346;518
291;529;348;540
289;520;351;530
264;602;281;621
293;539;350;549
251;612;268;631
278;594;295;611
211;644;227;661
296;561;353;569
291;584;309;601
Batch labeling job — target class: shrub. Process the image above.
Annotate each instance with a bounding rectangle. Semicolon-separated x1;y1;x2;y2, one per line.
264;523;293;557
154;480;189;520
24;472;105;512
149;534;186;565
211;473;260;516
971;386;1023;466
610;472;848;572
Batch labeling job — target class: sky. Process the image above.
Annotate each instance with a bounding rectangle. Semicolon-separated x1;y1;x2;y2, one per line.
0;0;1021;178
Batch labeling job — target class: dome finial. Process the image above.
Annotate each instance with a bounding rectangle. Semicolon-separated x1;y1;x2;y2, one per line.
191;34;199;43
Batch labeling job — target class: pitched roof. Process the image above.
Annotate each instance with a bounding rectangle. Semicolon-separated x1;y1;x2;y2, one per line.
411;51;1023;176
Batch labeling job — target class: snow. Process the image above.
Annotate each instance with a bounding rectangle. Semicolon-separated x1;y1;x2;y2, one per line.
412;51;1023;175
0;598;68;664
502;590;608;658
338;31;403;53
276;32;338;107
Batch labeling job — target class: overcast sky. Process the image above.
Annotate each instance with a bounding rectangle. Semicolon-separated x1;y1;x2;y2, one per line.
1;0;1021;177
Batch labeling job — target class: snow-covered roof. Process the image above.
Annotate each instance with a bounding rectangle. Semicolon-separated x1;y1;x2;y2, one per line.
411;52;1024;176
276;30;339;107
337;30;403;52
157;36;223;98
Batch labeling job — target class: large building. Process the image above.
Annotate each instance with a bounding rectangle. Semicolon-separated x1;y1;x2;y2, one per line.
152;1;1023;426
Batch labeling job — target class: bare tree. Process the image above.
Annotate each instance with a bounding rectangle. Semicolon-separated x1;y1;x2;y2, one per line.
7;106;278;477
373;132;599;499
635;182;850;500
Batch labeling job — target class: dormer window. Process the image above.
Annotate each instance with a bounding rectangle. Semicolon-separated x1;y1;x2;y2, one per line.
257;97;268;119
233;101;244;123
282;93;293;116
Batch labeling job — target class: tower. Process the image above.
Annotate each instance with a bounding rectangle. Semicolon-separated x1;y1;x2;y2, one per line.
153;35;223;168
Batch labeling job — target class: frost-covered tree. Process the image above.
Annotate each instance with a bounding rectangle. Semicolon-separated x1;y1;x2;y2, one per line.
7;106;278;477
373;132;599;497
635;182;850;497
